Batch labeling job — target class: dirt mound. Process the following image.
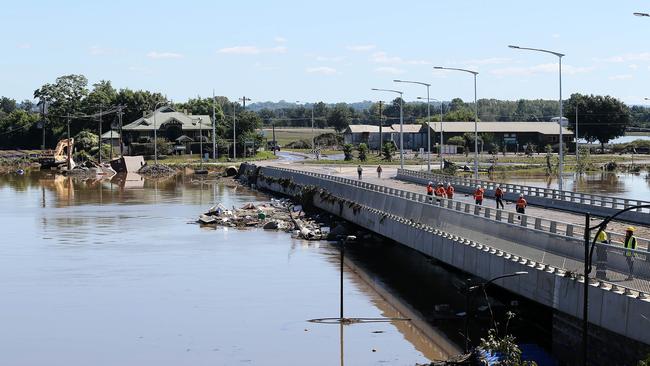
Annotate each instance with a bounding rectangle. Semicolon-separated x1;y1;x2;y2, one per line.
138;164;177;177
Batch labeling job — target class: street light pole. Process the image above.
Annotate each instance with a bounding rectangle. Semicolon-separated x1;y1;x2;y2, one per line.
232;102;237;159
372;88;404;169
508;45;565;190
394;80;432;171
152;101;166;165
418;97;444;170
434;67;479;178
464;271;528;353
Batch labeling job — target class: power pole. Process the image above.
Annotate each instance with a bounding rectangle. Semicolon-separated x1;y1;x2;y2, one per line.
98;105;103;164
378;101;383;155
117;105;124;157
240;96;251;109
41;99;47;150
232;103;237;159
67;114;71;171
212;90;217;159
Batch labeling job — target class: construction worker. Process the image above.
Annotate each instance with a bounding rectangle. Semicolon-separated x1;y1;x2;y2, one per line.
595;224;609;280
446;182;455;200
624;226;638;280
376;165;383;179
357;165;363;180
426;181;434;202
473;185;484;206
516;194;527;218
435;183;446;203
495;185;505;209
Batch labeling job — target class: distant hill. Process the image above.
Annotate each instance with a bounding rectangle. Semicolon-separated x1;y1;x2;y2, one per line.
247;100;374;112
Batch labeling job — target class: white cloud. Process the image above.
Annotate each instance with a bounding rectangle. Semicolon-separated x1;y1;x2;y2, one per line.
374;66;405;75
218;46;261;55
346;44;376;52
370;51;429;65
315;55;345;62
274;36;287;43
599;52;650;63
490;63;595;76
306;66;338;75
629;64;639;70
218;45;287;55
17;43;31;49
147;51;183;59
608;74;633;80
460;57;511;65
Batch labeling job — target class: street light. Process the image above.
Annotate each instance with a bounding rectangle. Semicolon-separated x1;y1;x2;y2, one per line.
581;205;650;366
297;101;317;159
372;88;404;169
395;80;432;171
508;44;565;190
152;101;167;165
418;97;444;170
464;271;528;353
434;66;479;179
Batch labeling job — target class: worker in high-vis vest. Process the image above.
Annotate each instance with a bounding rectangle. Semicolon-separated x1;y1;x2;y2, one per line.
516;194;527;219
624;226;638;280
473;185;484;205
426;182;434;203
595;224;609;280
446;183;454;200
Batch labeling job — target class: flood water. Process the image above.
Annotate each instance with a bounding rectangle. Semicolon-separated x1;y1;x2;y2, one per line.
486;171;650;199
0;171;456;366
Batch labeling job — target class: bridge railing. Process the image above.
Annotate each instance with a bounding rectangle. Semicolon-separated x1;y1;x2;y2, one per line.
262;166;649;252
397;168;650;214
258;165;650;292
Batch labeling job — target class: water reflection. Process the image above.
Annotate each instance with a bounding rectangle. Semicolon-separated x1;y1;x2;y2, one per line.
0;171;443;365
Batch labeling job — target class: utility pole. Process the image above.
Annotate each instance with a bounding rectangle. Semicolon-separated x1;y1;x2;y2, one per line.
575;105;579;173
378;101;383;155
67;114;71;171
117;105;124;157
98;105;103;164
232;102;237;159
240;96;251;109
41;99;47;150
212;90;217;159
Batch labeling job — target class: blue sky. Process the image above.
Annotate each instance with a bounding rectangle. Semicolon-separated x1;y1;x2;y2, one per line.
3;0;650;105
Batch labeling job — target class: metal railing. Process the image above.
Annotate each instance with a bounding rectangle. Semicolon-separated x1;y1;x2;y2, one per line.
255;165;650;296
262;166;649;251
398;168;650;213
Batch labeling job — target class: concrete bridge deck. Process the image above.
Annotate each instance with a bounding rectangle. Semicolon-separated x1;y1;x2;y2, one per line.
245;163;650;360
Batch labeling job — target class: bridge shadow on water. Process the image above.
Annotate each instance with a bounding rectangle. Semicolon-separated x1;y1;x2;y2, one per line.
341;234;560;365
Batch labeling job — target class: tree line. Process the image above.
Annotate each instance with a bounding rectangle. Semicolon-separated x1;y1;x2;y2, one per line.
0;73;645;149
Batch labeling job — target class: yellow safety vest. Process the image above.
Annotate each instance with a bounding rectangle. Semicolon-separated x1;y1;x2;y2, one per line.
624;236;637;257
596;231;608;243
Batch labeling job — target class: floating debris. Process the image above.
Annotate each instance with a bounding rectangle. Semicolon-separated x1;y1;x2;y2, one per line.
138;164;177;177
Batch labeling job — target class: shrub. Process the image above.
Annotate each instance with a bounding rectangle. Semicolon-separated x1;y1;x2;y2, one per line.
358;143;368;161
342;143;354;161
382;142;396;161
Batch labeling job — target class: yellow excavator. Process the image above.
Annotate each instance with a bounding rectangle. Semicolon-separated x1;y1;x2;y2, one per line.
38;138;75;169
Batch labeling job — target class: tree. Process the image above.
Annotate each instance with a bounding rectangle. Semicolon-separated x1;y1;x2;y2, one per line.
115;88;168;124
34;74;89;118
0;97;17;114
358;143;368;161
327;104;350;132
342;143;354;161
0;109;40;149
565;93;630;152
382;142;396;161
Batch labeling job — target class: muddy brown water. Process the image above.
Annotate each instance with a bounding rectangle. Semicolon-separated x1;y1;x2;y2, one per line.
0;171;459;365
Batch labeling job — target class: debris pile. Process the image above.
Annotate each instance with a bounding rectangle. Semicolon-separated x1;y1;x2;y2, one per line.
138;163;177;177
197;199;327;240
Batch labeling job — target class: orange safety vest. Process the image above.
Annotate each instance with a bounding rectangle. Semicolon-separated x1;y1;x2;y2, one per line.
446;186;454;197
435;187;446;197
474;188;484;200
516;198;527;209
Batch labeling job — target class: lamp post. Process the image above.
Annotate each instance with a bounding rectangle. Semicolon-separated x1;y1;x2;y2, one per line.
464;271;528;353
394;80;431;171
581;205;650;366
508;45;565;190
152;101;166;165
372;88;404;169
434;66;479;179
418;97;444;170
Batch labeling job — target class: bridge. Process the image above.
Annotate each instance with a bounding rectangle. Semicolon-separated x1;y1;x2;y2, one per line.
242;163;650;365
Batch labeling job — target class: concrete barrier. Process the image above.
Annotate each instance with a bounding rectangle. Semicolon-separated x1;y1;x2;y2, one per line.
397;168;650;225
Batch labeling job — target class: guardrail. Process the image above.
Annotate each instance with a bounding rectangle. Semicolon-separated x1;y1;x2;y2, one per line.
254;165;650;296
261;166;649;253
397;168;650;225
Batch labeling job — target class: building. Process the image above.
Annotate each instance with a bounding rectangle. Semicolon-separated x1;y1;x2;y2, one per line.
343;124;422;150
422;121;573;152
121;106;212;145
